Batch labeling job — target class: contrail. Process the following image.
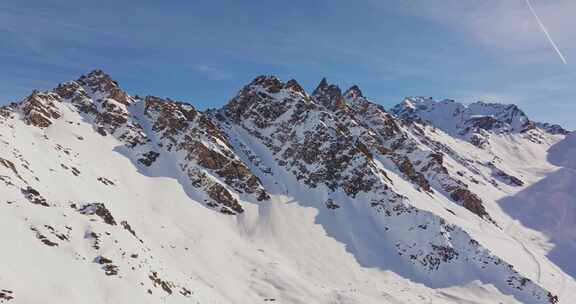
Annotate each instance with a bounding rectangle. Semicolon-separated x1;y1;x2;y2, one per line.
525;0;568;64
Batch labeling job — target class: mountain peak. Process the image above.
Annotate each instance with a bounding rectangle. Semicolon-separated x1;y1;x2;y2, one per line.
76;69;131;105
344;85;363;99
285;79;306;95
390;97;568;148
312;77;329;96
312;78;346;110
248;75;284;93
79;68;114;83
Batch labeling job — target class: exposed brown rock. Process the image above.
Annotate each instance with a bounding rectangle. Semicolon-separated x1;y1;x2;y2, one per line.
285;79;305;95
419;153;448;175
138;151;160;167
450;189;489;219
21;187;49;207
30;227;58;247
179;287;192;297
78;203;117;225
224;78;387;198
469;134;488;148
94;256;119;276
95;102;129;126
466;116;504;131
0;106;13;119
142;94;269;208
86;231;101;250
394;157;432;192
94;256;113;264
120;220;143;243
313;78;348;111
207;183;243;214
487;163;524;186
145;96;197;142
192;142;228;169
149;272;174;295
77;69;132;105
0;289;14;302
326;199;341;210
495;171;524;186
355;141;373;160
0;158;22;180
97;177;115;186
250;75;283;93
548;292;559;304
55;81;99;115
20;91;62;128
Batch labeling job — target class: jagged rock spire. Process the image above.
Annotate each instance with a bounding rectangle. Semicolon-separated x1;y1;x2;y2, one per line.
312;77;329;96
285;79;305;95
344;85;364;99
312;78;347;111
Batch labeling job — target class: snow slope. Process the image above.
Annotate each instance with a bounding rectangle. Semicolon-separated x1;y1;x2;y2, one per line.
0;70;573;304
501;133;576;277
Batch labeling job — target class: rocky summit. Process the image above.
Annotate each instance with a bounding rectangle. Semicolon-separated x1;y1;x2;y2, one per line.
0;70;573;304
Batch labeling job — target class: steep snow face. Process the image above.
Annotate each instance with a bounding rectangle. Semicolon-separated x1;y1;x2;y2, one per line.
0;70;573;304
391;97;567;149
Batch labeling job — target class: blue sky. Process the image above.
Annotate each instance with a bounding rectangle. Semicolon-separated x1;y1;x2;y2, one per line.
1;0;575;128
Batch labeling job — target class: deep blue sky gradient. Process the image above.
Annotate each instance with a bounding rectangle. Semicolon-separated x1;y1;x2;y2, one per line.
1;0;574;128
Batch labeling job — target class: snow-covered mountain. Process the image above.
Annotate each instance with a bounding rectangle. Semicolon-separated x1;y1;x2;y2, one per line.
0;70;573;304
391;97;568;148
